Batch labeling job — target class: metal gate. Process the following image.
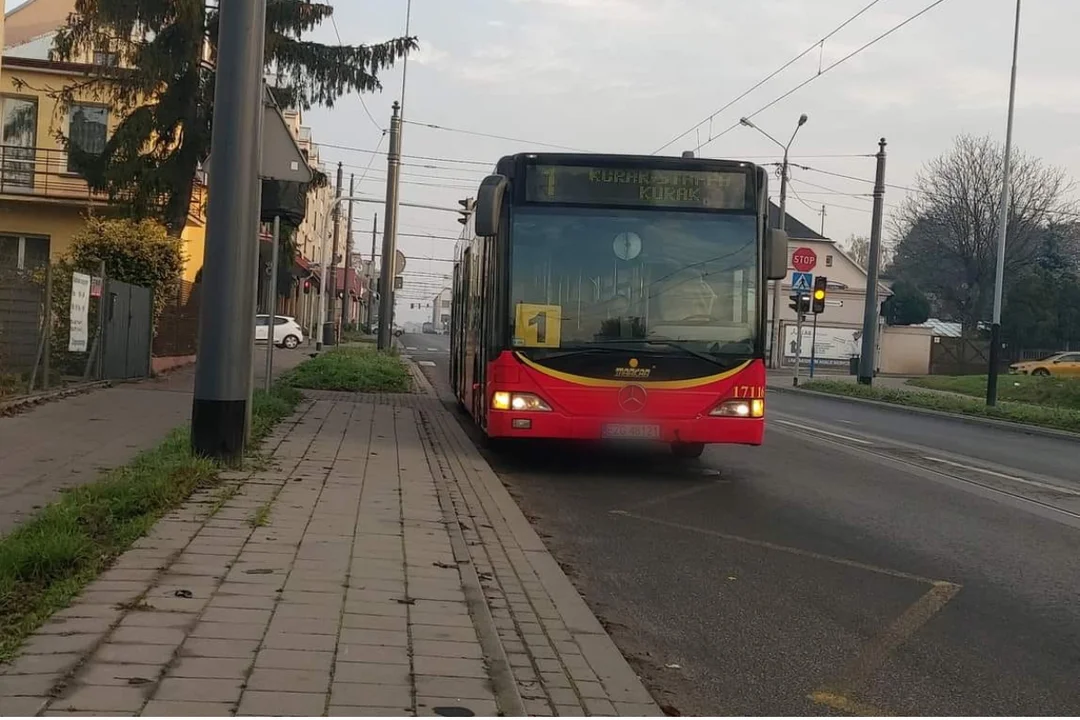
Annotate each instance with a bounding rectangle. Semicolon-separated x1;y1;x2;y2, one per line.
102;280;152;380
929;336;991;375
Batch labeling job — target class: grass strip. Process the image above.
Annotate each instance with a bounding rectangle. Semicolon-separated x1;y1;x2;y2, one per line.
907;374;1080;411
799;380;1080;435
283;346;410;393
0;383;302;662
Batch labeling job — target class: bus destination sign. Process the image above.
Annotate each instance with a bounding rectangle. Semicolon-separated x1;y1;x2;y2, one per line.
524;164;749;210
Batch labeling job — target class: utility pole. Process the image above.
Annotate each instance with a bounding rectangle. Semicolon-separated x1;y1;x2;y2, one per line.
857;139;888;386
820;205;826;236
987;0;1022;407
191;0;266;464
325;161;343;346
341;173;355;333
368;213;378;328
377;102;402;351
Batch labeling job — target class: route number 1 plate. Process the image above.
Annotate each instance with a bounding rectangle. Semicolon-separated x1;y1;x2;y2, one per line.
515;303;562;348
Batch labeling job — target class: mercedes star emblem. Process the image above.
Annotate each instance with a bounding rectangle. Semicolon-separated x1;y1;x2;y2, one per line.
618;384;647;413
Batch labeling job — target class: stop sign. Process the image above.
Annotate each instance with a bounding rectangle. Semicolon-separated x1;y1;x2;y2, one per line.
791;247;817;272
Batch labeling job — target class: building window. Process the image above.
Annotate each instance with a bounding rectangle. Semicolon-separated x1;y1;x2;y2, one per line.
67;104;108;172
0;234;50;270
93;44;118;66
825;254;833;267
441;300;450;308
1;96;38;190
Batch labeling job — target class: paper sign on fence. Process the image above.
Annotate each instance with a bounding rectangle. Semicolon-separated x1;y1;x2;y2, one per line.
69;272;91;352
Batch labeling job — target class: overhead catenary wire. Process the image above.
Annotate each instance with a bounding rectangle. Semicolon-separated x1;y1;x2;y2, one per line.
693;0;954;153
329;13;384;134
654;0;886;155
316;141;492;166
402;119;589;152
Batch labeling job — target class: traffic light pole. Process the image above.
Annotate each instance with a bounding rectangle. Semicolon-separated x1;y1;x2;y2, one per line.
809;312;818;379
793;311;804;386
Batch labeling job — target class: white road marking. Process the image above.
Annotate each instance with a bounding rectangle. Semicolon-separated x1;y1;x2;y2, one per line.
922;456;1080;496
418;360;436;367
772;419;874;445
426;347;440;351
405;346;418;350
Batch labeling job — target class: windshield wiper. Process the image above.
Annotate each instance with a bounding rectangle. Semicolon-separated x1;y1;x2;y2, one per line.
582;339;741;368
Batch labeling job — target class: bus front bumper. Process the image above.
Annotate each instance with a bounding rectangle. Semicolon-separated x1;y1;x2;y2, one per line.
486;410;764;446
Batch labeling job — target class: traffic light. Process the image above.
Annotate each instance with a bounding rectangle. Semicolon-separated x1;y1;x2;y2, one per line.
457;197;475;227
789;292;810;314
303;279;311;294
812;275;828;314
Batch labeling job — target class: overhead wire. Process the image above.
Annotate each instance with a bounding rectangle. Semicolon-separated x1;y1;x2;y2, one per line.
329;14;384;133
693;0;954;153
654;0;886;155
316;140;491;166
402;120;588;152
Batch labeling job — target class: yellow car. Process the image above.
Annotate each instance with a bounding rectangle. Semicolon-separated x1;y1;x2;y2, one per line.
1009;352;1080;377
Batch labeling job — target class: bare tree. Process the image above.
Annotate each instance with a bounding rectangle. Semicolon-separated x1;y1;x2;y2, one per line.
891;134;1076;331
844;235;870;268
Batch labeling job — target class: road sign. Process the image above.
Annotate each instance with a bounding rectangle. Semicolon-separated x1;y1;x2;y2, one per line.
792;247;817;272
394;249;406;275
791;272;813;292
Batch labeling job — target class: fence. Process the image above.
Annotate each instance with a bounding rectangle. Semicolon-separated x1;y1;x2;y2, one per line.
0;262;104;396
153;279;200;358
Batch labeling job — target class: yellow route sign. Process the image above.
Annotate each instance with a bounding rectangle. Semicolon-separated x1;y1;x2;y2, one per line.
515;303;562;348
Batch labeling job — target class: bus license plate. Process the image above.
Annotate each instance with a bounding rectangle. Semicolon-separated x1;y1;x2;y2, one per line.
602;423;661;440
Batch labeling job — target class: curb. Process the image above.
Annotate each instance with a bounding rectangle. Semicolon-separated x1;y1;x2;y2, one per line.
0;380;112;415
406;360;527;717
769;384;1080;443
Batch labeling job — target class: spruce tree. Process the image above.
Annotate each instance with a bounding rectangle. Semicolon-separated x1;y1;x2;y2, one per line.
48;0;415;234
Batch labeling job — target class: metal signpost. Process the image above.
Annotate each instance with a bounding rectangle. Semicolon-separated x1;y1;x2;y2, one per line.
263;215;280;392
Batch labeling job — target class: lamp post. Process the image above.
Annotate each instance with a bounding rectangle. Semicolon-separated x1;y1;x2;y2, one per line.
739;114;808;368
986;0;1022;407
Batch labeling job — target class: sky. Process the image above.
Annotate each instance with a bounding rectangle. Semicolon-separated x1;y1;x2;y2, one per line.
6;0;1077;324
299;0;1079;323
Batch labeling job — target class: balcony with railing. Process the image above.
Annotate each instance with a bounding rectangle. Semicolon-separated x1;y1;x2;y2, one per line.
0;145;112;202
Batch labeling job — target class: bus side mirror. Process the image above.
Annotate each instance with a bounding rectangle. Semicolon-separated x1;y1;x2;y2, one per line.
766;228;789;280
475;174;508;237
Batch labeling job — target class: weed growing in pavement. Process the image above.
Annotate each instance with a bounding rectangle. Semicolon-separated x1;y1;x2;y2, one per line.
249;502;272;528
283;346;410;393
800;380;1080;434
0;382;301;662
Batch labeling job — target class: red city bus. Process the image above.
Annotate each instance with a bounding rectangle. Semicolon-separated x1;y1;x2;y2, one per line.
449;153;787;458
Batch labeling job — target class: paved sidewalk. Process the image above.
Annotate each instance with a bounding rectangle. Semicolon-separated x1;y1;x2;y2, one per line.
0;349;306;537
0;365;661;716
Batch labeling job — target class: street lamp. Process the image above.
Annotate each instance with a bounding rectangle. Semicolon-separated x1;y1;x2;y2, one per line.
739;113;809;368
987;0;1021;407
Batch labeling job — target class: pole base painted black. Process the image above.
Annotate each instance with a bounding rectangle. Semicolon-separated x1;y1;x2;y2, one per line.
192;398;247;464
986;322;1002;407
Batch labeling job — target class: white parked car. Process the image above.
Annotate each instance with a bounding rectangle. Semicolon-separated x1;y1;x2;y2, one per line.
255;314;303;349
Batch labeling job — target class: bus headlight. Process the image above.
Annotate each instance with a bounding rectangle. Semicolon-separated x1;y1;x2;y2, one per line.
492;392;551;411
710;398;764;418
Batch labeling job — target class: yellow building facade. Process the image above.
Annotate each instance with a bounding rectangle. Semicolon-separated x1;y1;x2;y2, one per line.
1;0;207;281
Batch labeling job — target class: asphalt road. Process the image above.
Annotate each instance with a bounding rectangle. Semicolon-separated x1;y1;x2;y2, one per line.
404;334;1080;716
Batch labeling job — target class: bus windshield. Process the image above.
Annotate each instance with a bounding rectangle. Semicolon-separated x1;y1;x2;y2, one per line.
509;206;759;355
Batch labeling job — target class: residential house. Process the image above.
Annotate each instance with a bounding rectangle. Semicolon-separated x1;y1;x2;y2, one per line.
766;203;893;371
1;0;207;279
